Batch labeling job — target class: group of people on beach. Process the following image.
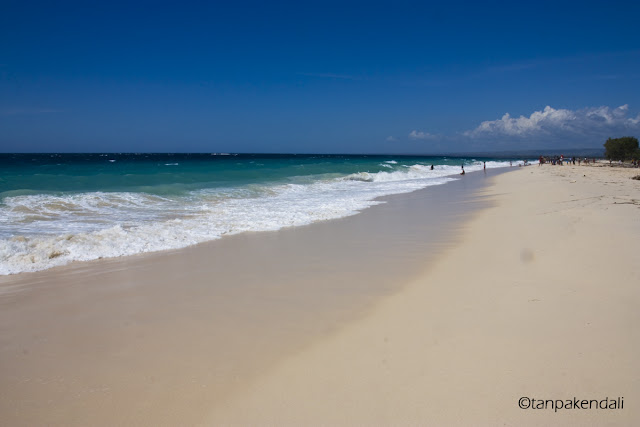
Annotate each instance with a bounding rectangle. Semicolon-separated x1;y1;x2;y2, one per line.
538;155;596;166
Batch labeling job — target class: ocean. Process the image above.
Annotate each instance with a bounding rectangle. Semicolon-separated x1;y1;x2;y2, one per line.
0;153;527;275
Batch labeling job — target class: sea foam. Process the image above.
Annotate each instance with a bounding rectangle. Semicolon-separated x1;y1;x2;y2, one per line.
0;160;517;275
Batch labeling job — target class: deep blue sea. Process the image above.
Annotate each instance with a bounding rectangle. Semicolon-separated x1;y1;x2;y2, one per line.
0;153;529;274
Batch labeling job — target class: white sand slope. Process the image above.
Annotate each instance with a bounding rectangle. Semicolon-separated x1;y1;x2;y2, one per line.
209;164;640;426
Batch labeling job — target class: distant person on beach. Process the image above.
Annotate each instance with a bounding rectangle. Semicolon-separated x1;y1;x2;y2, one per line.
460;166;465;175
483;161;486;170
430;165;434;170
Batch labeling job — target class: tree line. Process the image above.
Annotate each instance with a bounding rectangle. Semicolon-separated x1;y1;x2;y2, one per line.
603;136;639;161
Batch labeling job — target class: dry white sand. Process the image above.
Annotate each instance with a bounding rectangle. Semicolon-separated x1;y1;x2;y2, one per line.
208;163;640;426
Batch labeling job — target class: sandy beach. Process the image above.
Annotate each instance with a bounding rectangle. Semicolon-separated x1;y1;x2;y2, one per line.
208;163;640;426
1;163;639;426
4;1;638;425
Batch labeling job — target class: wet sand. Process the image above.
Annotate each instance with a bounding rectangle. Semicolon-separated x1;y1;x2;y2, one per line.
0;168;500;426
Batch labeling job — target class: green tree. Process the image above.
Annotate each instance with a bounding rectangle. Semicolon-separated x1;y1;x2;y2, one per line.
603;136;639;161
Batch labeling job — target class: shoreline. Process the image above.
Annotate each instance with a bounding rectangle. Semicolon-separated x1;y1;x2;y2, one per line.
0;155;514;277
0;168;503;426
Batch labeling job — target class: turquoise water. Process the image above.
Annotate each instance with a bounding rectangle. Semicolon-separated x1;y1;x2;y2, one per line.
0;153;502;196
0;153;527;274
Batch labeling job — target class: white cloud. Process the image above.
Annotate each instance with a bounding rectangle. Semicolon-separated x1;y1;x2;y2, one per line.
385;135;398;142
465;105;640;138
409;130;437;140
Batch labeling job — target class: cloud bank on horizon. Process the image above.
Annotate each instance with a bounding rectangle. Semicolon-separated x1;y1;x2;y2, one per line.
408;130;437;140
463;104;640;142
402;104;640;150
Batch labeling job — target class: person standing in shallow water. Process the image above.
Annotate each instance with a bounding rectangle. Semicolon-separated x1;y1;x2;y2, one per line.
460;165;465;175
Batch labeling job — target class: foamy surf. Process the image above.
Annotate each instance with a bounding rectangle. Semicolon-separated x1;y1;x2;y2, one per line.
0;155;526;275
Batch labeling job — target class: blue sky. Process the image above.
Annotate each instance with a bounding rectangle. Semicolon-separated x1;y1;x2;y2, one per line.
1;0;639;153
